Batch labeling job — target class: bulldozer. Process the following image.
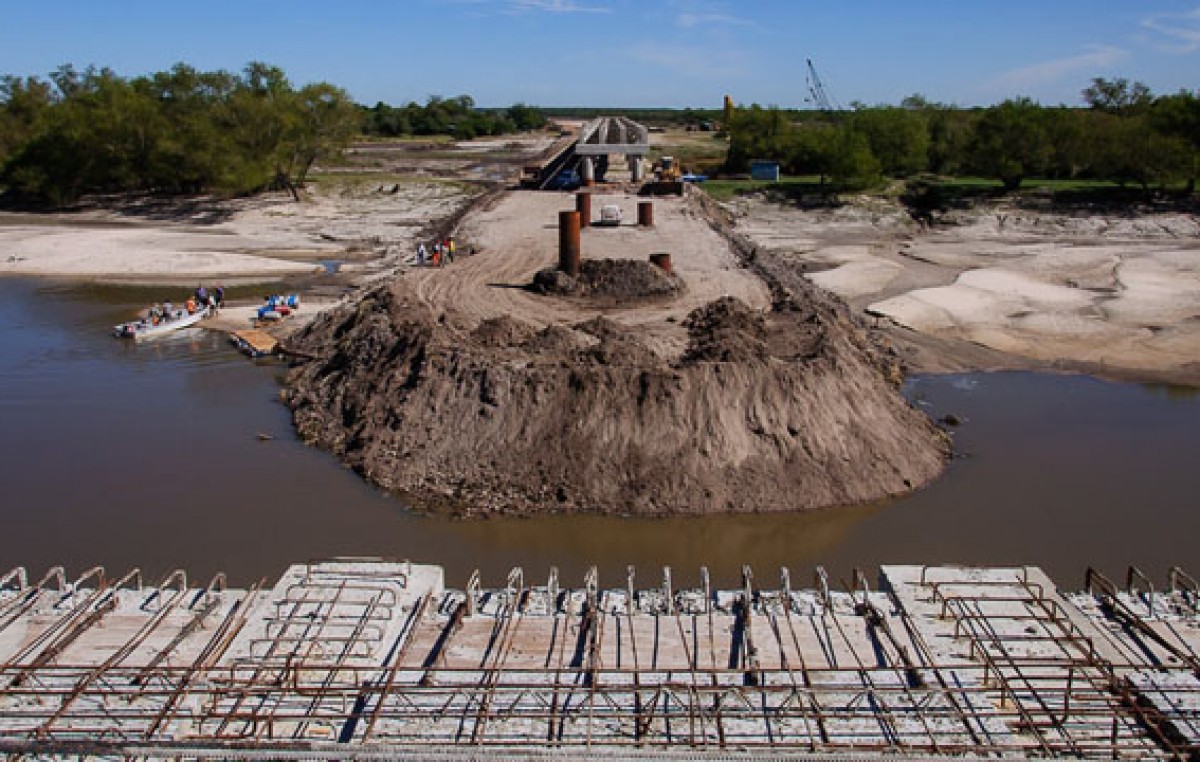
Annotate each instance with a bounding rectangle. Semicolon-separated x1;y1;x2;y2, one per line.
645;155;683;196
656;156;680;183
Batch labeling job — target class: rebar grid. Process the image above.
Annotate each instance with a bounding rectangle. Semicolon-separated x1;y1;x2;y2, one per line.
0;662;1162;753
923;569;1194;758
1;563;1199;759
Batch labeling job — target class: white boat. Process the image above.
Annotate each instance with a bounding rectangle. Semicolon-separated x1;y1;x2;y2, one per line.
113;306;210;341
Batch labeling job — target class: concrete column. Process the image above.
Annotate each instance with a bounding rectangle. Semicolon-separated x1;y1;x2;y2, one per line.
638;201;654;227
630;156;644;182
580;157;595;186
558;210;581;277
575;191;591;228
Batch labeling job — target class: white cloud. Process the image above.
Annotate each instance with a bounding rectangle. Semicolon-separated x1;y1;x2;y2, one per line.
1141;7;1200;53
676;12;754;29
510;0;611;13
989;45;1128;93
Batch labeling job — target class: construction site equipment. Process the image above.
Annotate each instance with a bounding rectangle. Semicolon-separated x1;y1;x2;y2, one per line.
2;560;1200;759
557;210;580;276
575;191;592;228
524;118;650;190
656;155;680;182
806;57;842;116
638;200;654;226
597;203;622;227
643;156;683;196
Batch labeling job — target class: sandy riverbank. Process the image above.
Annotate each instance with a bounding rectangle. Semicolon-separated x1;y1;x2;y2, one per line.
0;179;483;346
726;195;1200;385
0;180;473;284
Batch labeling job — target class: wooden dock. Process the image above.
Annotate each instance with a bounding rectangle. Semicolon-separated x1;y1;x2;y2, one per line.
229;328;279;358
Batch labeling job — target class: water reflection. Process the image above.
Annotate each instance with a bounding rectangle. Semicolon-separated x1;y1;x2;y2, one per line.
2;277;1199;591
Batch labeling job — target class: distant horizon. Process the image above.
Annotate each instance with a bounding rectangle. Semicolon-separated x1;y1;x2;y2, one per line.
2;1;1197;109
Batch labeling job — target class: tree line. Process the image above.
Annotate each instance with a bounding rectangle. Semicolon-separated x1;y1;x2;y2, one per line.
725;79;1200;193
0;63;550;205
0;63;363;205
363;96;546;139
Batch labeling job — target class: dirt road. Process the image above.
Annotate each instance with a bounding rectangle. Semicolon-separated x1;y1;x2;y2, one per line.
406;190;771;358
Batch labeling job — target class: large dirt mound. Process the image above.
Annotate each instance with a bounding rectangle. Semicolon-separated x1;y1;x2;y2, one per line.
282;275;948;517
531;258;683;303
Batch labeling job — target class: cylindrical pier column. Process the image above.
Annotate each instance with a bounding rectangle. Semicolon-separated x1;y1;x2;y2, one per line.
649;252;672;274
581;157;595;187
558;210;581;277
638;201;654;227
631;155;644;182
575;191;592;228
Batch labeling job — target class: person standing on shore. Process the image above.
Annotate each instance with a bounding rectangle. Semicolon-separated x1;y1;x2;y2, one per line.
417;242;427;267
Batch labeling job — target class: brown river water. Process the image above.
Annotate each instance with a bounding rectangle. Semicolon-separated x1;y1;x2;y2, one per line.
2;277;1199;591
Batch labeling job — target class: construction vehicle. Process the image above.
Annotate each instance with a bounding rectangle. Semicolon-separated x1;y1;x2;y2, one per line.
656;156;680;183
596;204;623;227
545;168;581;191
643;155;684;196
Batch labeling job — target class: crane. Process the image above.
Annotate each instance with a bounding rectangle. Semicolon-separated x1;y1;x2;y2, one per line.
805;58;841;116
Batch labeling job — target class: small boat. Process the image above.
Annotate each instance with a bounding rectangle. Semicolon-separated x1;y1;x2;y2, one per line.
113;306;210;341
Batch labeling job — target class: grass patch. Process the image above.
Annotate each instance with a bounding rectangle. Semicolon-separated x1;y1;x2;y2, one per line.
701;176;831;202
648;131;729;175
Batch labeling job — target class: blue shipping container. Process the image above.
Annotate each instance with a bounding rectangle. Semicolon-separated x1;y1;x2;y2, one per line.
750;161;780;182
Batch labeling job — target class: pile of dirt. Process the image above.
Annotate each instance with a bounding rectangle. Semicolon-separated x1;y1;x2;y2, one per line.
530;258;684;303
282;272;949;517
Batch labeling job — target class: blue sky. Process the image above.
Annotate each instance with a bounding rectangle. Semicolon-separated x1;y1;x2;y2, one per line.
1;1;1197;108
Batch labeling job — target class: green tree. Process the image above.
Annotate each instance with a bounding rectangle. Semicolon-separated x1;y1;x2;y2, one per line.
287;82;360;186
968;98;1049;190
1082;77;1153;115
1150;90;1200;191
725;104;795;172
1088;113;1192;189
507;102;546;131
0;75;53;166
1042;107;1088;180
827;127;881;190
848;106;928;176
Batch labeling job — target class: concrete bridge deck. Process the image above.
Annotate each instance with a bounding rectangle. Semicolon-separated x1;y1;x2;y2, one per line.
0;560;1198;759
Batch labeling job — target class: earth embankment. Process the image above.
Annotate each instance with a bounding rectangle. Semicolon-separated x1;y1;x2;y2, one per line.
282;189;949;517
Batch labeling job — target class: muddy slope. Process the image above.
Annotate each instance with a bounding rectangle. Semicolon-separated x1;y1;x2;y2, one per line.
282;259;948;517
